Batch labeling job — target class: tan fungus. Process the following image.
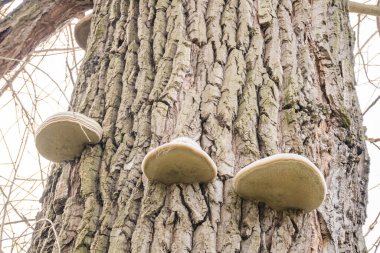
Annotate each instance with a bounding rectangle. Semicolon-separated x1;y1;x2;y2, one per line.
35;112;102;162
233;154;327;212
74;14;92;50
142;137;217;185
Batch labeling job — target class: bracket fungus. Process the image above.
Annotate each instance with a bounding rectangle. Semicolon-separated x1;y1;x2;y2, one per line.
74;14;92;50
233;154;327;212
142;137;217;185
35;112;102;162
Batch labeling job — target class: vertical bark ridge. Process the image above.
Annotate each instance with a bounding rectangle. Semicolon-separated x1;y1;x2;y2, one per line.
90;0;128;249
71;0;120;251
237;11;262;252
184;0;208;46
257;0;281;157
221;0;238;50
28;0;369;252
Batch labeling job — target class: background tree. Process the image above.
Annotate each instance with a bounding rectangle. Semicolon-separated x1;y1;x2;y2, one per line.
0;0;372;252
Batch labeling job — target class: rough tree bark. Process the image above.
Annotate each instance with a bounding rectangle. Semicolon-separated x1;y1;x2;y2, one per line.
26;0;369;252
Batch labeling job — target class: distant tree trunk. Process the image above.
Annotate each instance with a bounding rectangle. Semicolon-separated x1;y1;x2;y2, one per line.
28;0;369;252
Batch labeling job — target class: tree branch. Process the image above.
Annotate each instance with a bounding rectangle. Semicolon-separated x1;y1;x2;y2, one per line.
0;0;93;78
348;1;380;17
0;0;12;9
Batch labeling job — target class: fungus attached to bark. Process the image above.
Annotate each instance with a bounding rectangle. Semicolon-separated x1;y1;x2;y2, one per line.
233;154;327;212
142;137;217;185
74;14;92;50
35;112;102;162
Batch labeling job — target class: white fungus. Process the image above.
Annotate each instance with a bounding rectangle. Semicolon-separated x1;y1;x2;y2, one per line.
142;137;217;185
35;112;102;162
233;153;327;212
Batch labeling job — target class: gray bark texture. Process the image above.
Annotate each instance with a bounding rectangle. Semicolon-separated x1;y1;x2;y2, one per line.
27;0;369;252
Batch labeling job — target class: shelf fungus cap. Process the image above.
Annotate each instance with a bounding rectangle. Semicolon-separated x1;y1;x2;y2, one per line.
35;112;102;162
142;137;217;185
233;154;327;212
74;14;92;50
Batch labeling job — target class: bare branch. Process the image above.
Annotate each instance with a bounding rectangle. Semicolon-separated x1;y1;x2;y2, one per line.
0;0;92;77
349;1;380;16
367;137;380;143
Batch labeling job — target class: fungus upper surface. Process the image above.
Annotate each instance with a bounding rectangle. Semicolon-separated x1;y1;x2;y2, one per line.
74;14;92;50
233;154;327;212
35;112;102;162
142;138;217;185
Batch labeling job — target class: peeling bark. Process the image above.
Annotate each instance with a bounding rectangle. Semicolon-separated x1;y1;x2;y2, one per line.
29;0;369;252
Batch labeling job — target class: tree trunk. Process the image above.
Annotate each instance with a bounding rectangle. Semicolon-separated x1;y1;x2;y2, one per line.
28;0;369;252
